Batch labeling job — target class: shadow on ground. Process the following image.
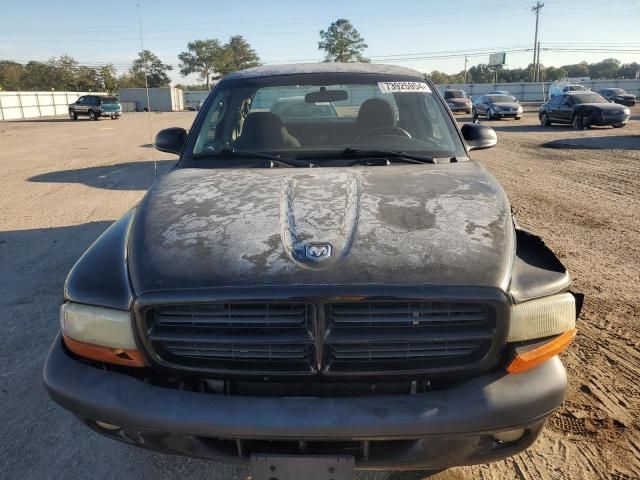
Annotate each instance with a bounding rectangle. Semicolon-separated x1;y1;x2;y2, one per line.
542;136;640;150
28;160;176;190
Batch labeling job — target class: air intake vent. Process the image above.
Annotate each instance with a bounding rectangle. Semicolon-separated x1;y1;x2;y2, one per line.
147;303;315;374
325;301;494;374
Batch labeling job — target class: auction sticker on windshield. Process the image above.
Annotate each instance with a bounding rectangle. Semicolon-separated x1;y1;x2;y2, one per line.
378;82;431;93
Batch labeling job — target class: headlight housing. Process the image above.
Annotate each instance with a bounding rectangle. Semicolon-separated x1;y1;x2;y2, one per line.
60;303;145;367
508;293;575;342
623;107;630;115
506;293;577;373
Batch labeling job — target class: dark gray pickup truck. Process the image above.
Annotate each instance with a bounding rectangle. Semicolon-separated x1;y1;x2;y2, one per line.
44;63;579;477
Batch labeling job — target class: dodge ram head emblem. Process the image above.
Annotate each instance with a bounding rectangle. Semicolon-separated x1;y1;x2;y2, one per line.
304;243;332;261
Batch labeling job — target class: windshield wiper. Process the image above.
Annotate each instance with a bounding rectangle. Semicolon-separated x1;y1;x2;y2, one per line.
193;147;317;168
341;148;439;164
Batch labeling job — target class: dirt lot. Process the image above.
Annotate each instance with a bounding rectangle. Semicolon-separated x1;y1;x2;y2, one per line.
1;109;639;480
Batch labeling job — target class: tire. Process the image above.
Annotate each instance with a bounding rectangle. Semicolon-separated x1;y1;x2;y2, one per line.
69;109;77;120
486;108;493;120
572;114;584;130
613;123;626;128
540;112;549;126
515;116;521;120
89;110;97;121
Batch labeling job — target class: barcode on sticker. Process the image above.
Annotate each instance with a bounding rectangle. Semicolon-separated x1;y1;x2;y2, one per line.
378;82;431;93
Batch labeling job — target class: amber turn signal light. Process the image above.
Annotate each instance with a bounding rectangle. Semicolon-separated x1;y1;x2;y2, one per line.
507;329;576;374
63;335;146;367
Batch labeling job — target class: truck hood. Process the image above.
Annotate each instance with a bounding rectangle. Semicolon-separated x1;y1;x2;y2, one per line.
128;163;514;293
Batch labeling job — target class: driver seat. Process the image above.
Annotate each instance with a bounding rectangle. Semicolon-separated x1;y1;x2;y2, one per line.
355;98;396;135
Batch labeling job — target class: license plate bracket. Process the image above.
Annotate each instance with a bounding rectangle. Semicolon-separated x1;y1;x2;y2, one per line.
250;454;355;480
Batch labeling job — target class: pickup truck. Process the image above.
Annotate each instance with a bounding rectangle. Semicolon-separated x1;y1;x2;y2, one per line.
44;63;579;478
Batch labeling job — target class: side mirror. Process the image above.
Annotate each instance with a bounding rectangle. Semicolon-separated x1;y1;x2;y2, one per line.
461;123;497;151
155;127;187;155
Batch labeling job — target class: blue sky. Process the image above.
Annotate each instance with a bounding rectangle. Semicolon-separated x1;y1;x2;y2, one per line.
1;0;638;84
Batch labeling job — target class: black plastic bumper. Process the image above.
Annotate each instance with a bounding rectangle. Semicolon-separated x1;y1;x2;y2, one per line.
43;334;567;470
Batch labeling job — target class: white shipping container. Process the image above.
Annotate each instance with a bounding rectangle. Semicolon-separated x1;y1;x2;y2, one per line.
117;87;184;112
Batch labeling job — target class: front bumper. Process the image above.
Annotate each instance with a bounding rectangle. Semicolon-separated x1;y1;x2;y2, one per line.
43;334;567;470
591;114;630;126
448;104;472;112
493;110;522;118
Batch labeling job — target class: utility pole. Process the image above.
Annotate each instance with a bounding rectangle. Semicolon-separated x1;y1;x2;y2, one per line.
463;55;468;84
535;41;542;82
531;1;544;82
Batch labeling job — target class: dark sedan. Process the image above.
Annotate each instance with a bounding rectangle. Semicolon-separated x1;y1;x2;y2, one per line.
472;94;523;121
539;92;631;129
598;88;636;107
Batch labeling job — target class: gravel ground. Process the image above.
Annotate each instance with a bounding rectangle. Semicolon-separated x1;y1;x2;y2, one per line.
1;109;638;480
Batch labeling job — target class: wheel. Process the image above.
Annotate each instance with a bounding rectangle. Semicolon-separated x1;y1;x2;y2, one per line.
572;114;584;130
612;123;626;128
515;116;522;120
540;112;549;126
69;109;77;120
472;108;479;123
88;110;97;121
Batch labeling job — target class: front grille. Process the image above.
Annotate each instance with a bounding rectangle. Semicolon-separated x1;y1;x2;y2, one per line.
146;303;315;373
143;299;499;377
325;301;494;373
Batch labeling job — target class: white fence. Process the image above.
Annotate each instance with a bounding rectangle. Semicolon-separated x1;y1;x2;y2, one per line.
0;91;106;120
436;79;640;102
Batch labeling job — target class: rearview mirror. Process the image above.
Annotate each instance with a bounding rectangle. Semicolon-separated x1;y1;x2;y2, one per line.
155;127;187;155
305;89;348;103
461;123;497;151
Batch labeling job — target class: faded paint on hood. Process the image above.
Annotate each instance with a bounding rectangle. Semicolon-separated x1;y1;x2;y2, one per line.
128;163;514;293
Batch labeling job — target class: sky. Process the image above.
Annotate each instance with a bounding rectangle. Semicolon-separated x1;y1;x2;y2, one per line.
0;0;638;84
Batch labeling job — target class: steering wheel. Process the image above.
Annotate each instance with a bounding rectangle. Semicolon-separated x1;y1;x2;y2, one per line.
356;125;412;142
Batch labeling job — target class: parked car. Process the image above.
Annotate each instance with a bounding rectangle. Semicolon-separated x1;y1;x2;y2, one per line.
472;94;523;121
488;90;517;101
270;95;339;120
69;95;121;120
443;89;472;114
548;83;588;98
539;91;631;129
597;88;636;107
45;63;578;475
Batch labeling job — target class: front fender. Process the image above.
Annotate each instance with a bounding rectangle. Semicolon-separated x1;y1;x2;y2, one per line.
64;209;136;310
508;228;572;303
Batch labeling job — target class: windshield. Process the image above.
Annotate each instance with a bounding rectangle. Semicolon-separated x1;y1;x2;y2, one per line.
100;97;119;104
566;85;587;91
488;95;513;103
190;73;465;160
572;93;607;104
609;88;625;95
444;90;465;98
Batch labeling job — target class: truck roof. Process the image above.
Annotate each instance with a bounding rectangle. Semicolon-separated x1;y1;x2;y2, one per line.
225;63;424;80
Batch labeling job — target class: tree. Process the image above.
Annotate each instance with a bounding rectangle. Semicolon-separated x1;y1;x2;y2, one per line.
219;35;261;76
98;64;118;92
130;50;172;87
618;62;640;79
0;61;24;90
589;58;621;79
562;61;589;78
318;19;368;63
178;39;223;89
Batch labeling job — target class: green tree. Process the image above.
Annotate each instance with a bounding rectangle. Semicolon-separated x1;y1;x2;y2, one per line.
130;50;172;87
178;39;223;88
618;62;640;79
219;35;261;75
21;61;56;90
561;61;589;78
98;64;118;92
0;61;24;90
318;19;369;63
589;58;621;79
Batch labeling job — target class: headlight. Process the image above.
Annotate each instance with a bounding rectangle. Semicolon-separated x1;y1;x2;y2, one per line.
623;107;630;115
508;293;575;342
517;106;523;112
506;293;577;374
60;303;144;366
